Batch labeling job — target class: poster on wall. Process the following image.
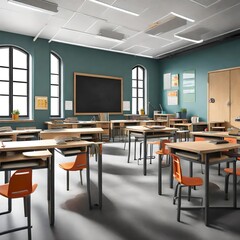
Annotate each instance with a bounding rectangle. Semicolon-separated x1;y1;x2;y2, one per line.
183;70;195;102
35;96;48;110
171;74;179;88
163;73;171;90
167;90;178;105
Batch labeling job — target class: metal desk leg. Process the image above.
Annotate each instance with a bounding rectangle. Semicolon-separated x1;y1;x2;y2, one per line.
49;149;55;226
127;131;131;163
233;159;237;208
86;147;92;209
143;133;147;176
205;156;209;226
98;145;102;209
188;161;193;201
158;154;162;195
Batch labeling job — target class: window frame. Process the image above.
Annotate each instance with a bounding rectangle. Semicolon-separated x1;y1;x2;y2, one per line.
0;46;30;118
132;65;146;114
50;52;62;118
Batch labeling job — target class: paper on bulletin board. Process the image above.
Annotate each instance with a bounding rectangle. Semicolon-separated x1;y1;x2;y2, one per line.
65;101;73;110
163;73;171;90
123;101;130;111
167;90;178;105
171;74;179;88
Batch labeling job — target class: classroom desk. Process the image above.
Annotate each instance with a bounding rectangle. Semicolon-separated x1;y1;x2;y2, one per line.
126;126;178;175
0;129;42;141
0;139;102;226
110;120;167;141
40;127;104;141
191;131;240;141
165;141;240;226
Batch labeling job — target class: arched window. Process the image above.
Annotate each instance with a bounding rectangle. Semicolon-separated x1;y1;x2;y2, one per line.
0;46;30;118
50;52;62;117
132;66;146;114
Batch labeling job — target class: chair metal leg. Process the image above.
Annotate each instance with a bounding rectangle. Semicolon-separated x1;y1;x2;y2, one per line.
173;182;180;205
66;170;70;191
225;173;230;200
177;185;182;222
80;170;83;185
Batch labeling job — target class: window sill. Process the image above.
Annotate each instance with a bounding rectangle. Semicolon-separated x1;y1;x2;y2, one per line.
0;119;34;123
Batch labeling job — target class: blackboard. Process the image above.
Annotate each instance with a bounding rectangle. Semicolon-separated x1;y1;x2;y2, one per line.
74;72;123;115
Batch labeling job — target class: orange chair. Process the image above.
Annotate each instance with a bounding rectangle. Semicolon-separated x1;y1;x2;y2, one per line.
224;167;240;200
172;154;203;222
0;169;37;239
155;139;171;167
59;152;87;191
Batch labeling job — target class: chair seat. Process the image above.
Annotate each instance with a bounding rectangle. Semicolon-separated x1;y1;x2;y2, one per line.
147;141;160;145
59;161;86;171
0;183;38;199
181;176;203;187
156;149;170;155
224;168;240;175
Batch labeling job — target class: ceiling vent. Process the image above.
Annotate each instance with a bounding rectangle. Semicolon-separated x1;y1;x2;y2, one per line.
145;12;194;36
97;29;125;43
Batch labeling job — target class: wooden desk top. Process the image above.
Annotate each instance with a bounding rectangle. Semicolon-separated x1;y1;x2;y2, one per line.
166;141;240;154
0;129;41;136
41;127;104;134
190;131;240;139
0;139;96;152
126;126;178;133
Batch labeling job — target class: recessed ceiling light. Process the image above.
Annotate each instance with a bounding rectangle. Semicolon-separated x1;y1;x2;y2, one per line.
174;34;203;43
8;0;58;14
88;0;139;16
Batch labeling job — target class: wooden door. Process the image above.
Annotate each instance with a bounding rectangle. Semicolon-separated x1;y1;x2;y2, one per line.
208;70;230;123
230;68;240;128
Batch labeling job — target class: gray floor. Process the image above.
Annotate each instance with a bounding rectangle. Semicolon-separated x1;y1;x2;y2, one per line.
1;141;240;240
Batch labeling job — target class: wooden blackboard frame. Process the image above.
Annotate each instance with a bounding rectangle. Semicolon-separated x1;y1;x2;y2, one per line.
74;72;123;115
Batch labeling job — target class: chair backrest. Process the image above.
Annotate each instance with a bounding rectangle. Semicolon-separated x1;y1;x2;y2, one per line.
172;154;182;183
224;137;237;144
72;152;87;170
8;169;35;198
195;137;206;141
161;139;171;154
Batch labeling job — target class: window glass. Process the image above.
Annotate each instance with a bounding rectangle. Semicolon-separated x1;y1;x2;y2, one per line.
0;82;9;94
0;96;9;115
51;75;59;84
0;67;9;80
13;96;27;115
51;98;59;116
51;85;59;97
13;48;27;69
51;54;59;74
13;82;27;95
13;69;27;82
0;48;9;67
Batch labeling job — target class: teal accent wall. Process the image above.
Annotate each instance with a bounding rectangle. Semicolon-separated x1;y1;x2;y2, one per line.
0;31;160;129
158;37;240;121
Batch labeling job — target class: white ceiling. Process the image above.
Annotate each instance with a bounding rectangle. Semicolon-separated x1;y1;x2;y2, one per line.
1;0;240;59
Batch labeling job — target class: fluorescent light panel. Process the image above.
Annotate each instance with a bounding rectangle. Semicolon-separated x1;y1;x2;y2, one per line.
96;35;124;43
88;0;139;16
8;0;58;14
174;34;203;43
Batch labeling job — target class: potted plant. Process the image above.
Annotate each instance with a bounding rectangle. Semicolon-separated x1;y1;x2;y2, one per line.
139;108;145;115
180;108;187;119
11;109;20;120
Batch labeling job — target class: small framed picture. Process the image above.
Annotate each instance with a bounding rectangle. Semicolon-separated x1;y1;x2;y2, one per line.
35;96;48;110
